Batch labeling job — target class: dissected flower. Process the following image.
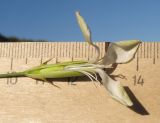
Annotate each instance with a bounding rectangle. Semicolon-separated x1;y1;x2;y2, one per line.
0;11;141;107
74;11;141;106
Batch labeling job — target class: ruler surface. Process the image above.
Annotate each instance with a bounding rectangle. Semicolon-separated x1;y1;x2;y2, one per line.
0;42;160;123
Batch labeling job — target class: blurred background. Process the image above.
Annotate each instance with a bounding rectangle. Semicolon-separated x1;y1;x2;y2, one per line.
0;0;160;42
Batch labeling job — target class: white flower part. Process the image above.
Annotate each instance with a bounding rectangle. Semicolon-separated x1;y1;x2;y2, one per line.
95;69;133;106
64;64;102;83
75;11;100;63
75;11;91;43
102;40;141;65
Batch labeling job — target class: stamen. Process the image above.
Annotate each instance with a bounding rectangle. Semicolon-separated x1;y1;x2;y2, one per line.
75;70;94;82
77;70;101;83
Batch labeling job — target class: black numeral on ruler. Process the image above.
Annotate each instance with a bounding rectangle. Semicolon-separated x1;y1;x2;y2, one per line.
133;75;144;86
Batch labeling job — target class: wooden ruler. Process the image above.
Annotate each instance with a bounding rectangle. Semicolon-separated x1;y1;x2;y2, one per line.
0;42;159;123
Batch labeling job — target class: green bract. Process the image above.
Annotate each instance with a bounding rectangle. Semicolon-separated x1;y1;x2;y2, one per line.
0;12;141;107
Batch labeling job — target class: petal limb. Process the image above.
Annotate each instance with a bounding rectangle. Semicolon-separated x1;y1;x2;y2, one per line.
102;40;141;65
95;69;133;106
75;11;100;63
75;11;92;44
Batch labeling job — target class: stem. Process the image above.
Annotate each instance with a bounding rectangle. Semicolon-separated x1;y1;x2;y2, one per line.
0;72;25;78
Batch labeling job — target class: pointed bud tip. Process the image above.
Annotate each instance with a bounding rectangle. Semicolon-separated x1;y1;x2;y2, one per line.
126;100;133;107
75;11;80;16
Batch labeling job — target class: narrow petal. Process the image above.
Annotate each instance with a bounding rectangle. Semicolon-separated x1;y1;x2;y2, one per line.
95;69;133;106
102;40;141;65
75;11;100;63
75;11;92;43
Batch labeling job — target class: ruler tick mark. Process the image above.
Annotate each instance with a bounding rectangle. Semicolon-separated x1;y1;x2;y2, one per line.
147;43;149;58
157;42;159;59
150;42;152;58
0;43;2;57
136;51;139;71
10;57;13;71
153;42;156;64
2;43;4;57
144;43;145;58
25;57;28;64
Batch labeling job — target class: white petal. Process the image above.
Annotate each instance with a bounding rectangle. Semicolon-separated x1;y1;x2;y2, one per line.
95;69;133;106
75;11;91;43
75;11;100;63
102;40;141;65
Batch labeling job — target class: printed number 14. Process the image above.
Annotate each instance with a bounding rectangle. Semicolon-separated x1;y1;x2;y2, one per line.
133;75;144;86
